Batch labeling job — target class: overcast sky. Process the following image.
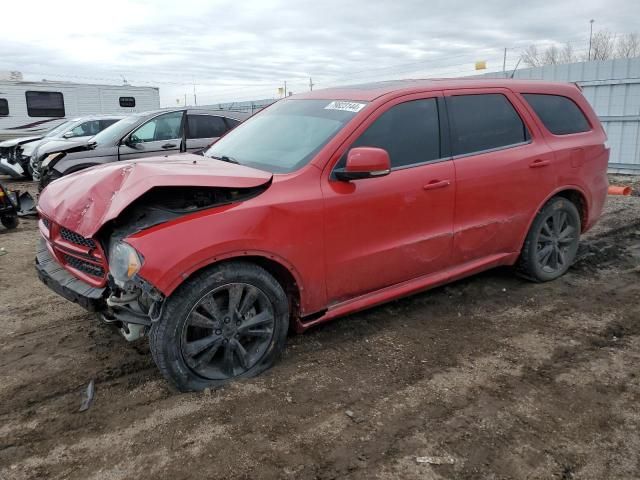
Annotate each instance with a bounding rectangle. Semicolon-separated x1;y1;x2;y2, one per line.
2;0;638;106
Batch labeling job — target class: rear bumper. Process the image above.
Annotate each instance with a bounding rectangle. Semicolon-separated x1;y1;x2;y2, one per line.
35;237;106;312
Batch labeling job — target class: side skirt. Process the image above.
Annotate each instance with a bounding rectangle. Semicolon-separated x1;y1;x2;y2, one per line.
298;252;519;331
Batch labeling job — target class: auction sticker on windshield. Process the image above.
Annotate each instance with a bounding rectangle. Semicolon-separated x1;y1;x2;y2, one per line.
324;101;367;112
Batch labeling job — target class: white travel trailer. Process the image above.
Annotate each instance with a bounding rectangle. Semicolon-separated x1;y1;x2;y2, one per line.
0;80;160;140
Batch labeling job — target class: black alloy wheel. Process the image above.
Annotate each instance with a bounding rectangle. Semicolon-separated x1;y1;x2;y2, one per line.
150;261;289;392
181;283;275;380
535;209;579;274
517;197;581;282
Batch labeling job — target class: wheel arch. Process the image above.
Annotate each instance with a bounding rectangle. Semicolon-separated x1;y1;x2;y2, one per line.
162;251;304;328
516;186;589;255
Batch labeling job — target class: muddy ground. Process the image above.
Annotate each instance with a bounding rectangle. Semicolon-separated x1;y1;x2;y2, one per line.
0;175;639;480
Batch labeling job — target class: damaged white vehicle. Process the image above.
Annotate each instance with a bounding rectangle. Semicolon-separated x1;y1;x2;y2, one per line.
0;115;124;179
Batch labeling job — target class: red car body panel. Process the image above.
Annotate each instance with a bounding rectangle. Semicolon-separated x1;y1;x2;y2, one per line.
37;79;609;332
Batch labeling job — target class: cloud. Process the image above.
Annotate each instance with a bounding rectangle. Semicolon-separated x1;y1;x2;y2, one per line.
1;0;637;105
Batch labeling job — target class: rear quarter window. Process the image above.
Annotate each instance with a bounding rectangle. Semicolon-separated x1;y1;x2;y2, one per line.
522;93;591;135
0;98;8;116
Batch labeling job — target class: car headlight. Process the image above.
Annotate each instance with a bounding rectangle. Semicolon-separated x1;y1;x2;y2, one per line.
109;241;143;285
41;152;63;168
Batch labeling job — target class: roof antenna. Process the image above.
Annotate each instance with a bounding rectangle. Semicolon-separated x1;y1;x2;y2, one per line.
509;57;522;79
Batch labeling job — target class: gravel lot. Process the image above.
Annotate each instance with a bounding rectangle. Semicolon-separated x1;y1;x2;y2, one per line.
1;175;639;480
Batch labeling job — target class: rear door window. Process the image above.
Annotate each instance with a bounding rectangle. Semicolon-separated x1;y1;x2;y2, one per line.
522;94;591;135
0;99;8;116
341;98;441;169
187;115;227;139
25;91;65;117
225;118;241;129
447;93;530;156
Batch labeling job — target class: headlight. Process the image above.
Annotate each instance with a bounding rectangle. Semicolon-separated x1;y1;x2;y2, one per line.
41;152;63;168
108;241;143;285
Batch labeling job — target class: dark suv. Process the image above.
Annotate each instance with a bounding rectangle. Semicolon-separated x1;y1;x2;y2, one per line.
36;108;248;189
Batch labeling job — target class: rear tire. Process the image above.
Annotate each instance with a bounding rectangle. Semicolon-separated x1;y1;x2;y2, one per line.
149;261;289;392
517;197;581;282
1;215;18;229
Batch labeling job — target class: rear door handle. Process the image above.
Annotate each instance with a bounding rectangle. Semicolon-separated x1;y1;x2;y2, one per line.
529;159;550;168
162;143;177;149
423;179;451;190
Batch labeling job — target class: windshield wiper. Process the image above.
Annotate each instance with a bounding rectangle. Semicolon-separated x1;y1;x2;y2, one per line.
210;154;240;165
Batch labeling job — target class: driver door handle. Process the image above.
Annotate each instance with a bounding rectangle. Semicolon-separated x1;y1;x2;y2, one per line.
162;143;177;149
423;179;451;191
529;159;550;168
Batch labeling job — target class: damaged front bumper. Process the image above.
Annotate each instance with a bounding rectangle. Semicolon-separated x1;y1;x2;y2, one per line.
36;236;165;339
36;238;106;311
0;157;25;179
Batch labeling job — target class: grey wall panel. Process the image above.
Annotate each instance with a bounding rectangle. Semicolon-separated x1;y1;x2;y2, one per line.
482;57;640;172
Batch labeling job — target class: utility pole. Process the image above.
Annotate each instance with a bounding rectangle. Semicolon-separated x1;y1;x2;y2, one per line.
184;93;187;106
309;77;314;91
588;19;595;61
284;81;287;98
502;48;507;77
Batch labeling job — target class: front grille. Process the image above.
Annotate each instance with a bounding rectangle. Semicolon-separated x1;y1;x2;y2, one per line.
60;227;96;249
40;220;108;286
63;254;105;278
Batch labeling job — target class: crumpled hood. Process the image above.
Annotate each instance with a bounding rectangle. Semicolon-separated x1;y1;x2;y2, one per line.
38;154;272;237
38;138;91;158
0;136;42;148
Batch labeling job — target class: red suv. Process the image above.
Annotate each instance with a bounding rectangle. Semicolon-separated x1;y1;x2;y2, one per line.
36;79;609;391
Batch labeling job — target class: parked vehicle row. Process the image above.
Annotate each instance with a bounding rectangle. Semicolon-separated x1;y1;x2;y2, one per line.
0;108;247;184
36;108;248;189
0;115;123;179
35;78;609;391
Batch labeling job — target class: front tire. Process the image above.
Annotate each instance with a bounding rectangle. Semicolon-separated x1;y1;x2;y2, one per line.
149;261;289;392
517;197;581;282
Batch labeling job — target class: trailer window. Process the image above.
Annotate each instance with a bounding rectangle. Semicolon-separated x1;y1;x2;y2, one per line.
119;97;136;108
0;99;8;116
25;91;65;117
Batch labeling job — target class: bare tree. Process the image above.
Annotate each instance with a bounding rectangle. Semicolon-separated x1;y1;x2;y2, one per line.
543;45;560;65
590;30;616;60
521;31;638;68
522;45;542;67
616;32;640;58
559;43;577;63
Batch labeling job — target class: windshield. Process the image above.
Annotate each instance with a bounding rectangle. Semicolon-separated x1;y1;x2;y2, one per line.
90;115;143;146
204;99;366;173
44;120;75;138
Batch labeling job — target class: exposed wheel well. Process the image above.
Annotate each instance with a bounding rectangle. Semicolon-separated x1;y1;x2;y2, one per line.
555;189;588;231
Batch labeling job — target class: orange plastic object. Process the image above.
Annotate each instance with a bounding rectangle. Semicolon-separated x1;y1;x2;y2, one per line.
608;185;632;196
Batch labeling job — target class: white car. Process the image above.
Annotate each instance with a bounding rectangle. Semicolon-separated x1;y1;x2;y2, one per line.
0;115;124;179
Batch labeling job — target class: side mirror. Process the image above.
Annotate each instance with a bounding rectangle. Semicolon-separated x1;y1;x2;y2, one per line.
123;135;142;149
335;147;391;181
62;131;74;139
